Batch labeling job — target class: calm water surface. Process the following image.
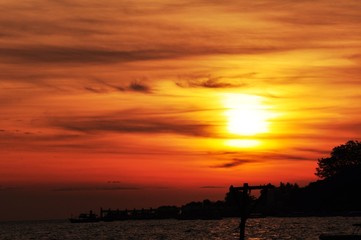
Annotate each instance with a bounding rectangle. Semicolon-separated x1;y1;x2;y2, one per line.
0;217;360;240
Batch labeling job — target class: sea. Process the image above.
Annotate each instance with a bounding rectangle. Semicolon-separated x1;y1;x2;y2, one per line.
0;217;360;240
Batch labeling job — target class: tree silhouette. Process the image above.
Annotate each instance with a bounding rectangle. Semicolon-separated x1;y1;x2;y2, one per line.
316;140;361;179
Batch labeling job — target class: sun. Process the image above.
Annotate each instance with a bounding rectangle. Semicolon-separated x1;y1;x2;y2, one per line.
223;93;271;136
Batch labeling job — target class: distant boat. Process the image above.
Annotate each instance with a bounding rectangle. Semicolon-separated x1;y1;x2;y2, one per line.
319;223;361;240
69;211;100;223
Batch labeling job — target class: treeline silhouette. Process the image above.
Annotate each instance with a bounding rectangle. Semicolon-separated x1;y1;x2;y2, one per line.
72;140;361;222
183;140;361;218
95;174;360;221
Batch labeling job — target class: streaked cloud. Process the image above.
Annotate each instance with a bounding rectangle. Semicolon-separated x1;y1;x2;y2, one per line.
213;158;254;168
176;76;246;89
51;116;211;137
84;79;151;94
128;81;152;93
210;150;317;169
0;46;192;65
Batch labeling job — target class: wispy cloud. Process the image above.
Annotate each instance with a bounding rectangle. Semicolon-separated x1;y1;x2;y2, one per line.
84;86;107;94
51;115;211;137
84;79;151;94
128;81;151;93
212;158;254;168
0;46;191;65
293;147;330;155
211;151;315;169
176;75;246;89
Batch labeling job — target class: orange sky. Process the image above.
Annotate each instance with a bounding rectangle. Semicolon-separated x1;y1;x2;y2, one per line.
1;0;361;221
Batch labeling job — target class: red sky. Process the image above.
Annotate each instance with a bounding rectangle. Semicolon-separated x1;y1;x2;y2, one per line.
1;0;361;221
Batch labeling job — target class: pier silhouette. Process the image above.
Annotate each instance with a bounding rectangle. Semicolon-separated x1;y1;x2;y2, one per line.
231;183;274;240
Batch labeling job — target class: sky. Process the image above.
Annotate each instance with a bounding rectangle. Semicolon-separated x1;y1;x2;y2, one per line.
1;0;361;221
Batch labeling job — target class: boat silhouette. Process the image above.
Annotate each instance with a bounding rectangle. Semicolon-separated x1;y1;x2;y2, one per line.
69;210;100;223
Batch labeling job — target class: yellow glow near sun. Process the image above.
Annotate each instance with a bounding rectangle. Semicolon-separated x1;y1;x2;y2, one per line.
225;139;260;148
223;93;272;136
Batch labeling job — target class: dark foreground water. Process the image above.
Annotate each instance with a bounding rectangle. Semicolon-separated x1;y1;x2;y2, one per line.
0;217;360;240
